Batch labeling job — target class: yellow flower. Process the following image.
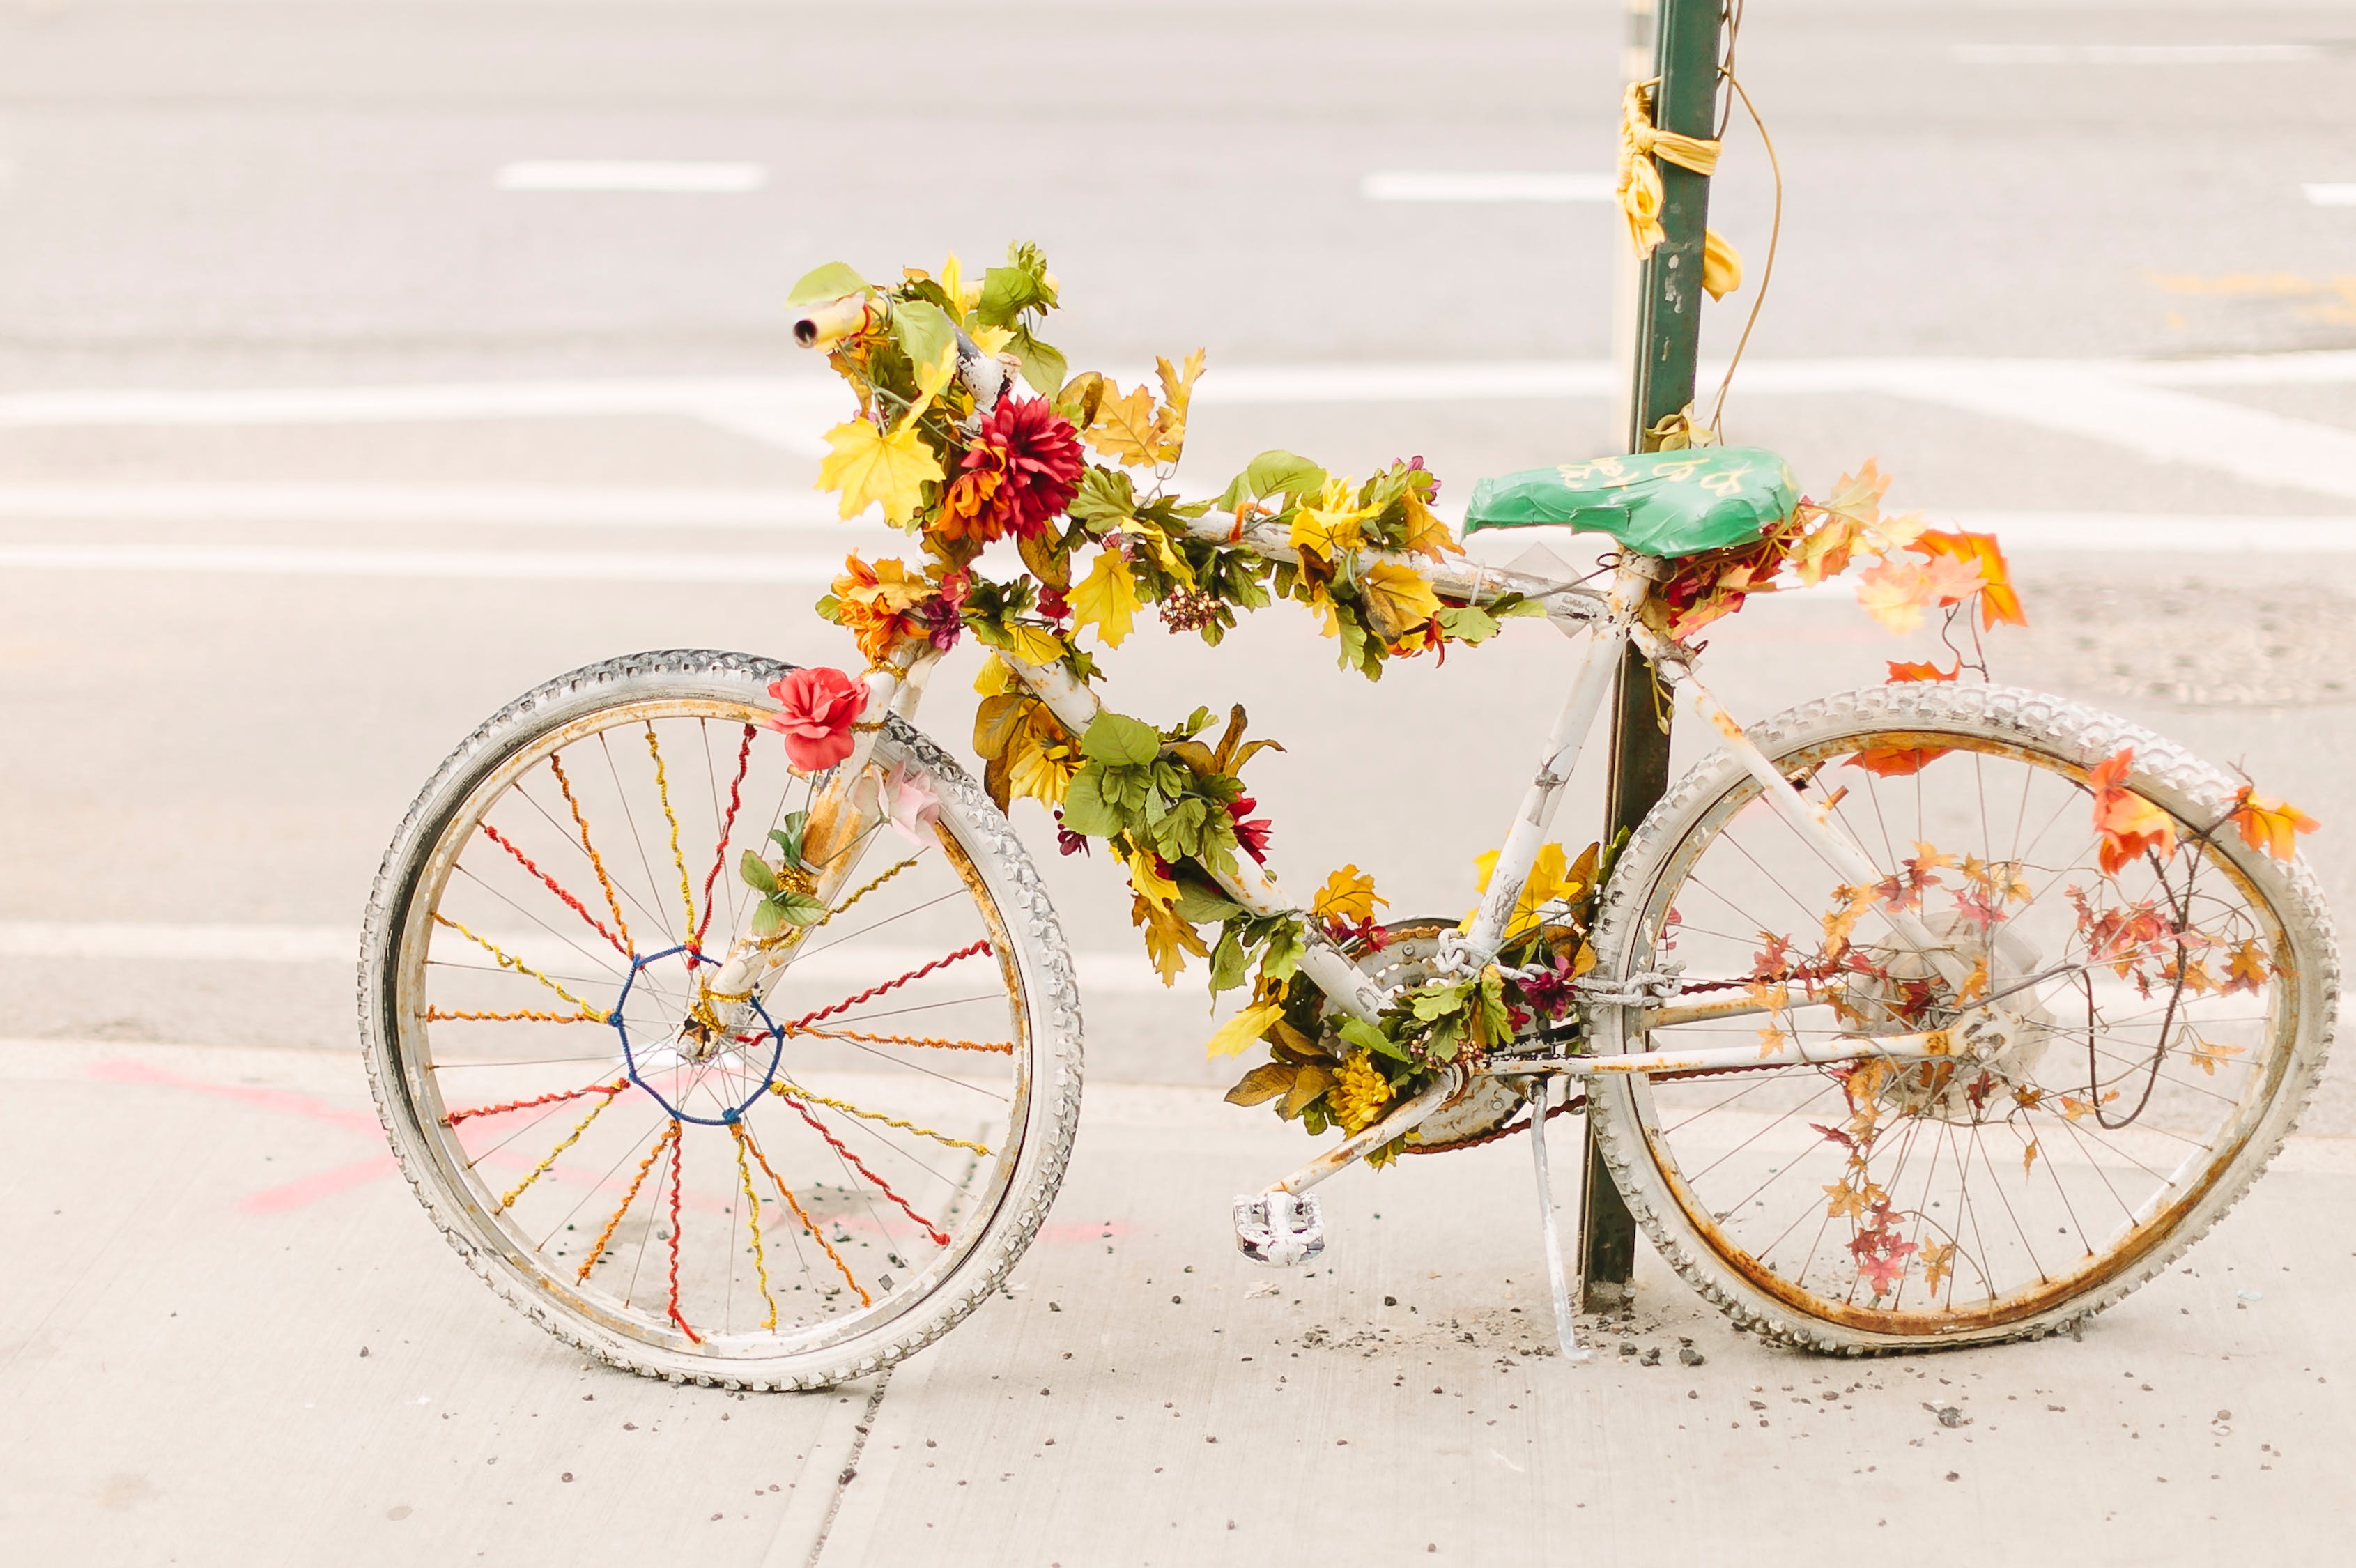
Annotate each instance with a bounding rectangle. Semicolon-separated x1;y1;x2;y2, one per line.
1005;717;1080;805
1328;1050;1392;1134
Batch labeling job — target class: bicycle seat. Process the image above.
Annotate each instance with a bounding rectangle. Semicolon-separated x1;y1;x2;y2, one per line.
1462;445;1796;559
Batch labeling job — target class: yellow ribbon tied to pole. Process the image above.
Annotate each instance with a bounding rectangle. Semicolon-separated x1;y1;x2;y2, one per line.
1617;79;1743;300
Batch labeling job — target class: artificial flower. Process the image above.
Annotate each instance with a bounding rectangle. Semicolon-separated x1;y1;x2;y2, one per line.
766;666;865;772
948;397;1085;541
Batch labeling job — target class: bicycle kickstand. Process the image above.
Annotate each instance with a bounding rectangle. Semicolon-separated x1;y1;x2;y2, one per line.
1526;1074;1593;1362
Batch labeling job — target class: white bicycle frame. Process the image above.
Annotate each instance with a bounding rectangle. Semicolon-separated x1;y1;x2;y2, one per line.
711;521;1987;1084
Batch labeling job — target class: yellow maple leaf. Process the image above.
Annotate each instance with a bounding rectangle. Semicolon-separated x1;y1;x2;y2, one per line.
1069;548;1141;649
2228;787;2320;862
1359;560;1443;643
1311;866;1385;925
973;656;1017;697
1399;484;1460;561
815;417;944;525
996;622;1068;668
1121;844;1181;907
1822;1178;1870;1220
1288;477;1372;561
1085;382;1164;468
2189;1036;2247;1077
1919;1240;1956;1291
1470;841;1589;941
1152;349;1206;465
2022;1138;2040;1176
1206;1000;1286;1059
1130;889;1207;985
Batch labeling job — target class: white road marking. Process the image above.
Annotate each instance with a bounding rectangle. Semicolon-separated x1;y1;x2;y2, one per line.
0;542;843;583
1951;44;2323;66
0;921;1173;994
2305;184;2356;208
8;352;2356;502
0;378;840;456
1362;171;1613;203
0;482;865;531
495;160;768;193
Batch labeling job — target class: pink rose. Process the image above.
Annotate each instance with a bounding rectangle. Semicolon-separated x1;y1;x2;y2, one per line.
765;665;865;772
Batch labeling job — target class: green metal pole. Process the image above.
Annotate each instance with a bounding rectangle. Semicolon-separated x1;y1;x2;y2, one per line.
1580;0;1727;1311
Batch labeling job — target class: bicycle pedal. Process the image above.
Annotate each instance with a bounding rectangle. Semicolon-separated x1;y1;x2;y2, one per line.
1232;1190;1324;1267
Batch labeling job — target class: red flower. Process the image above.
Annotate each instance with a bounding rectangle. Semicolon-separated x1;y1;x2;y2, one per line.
1226;795;1274;864
1053;810;1091;858
951;397;1084;541
765;665;865;772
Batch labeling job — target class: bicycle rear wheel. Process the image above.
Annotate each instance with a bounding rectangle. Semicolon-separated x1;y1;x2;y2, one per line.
360;650;1082;1388
1585;684;2336;1352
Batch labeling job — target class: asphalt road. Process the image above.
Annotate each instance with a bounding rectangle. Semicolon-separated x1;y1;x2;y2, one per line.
4;2;2356;1562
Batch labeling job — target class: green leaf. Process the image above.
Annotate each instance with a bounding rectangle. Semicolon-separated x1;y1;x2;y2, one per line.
1081;710;1162;768
1010;326;1066;397
978;262;1048;328
770;812;809;866
1337;1017;1406;1063
1208;928;1251;994
1435;605;1502;645
1173;878;1246;925
1215;449;1327;512
891;299;959;373
751;900;787;939
1056;767;1124;838
1256;921;1304;985
769;891;828;928
787;261;868;306
1067;466;1137;530
739;849;780;896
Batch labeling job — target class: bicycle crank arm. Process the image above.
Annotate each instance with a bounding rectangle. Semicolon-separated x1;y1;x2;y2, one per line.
1232;1066;1468;1267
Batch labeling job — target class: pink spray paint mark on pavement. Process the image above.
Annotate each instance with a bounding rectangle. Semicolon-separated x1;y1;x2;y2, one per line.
88;1057;400;1212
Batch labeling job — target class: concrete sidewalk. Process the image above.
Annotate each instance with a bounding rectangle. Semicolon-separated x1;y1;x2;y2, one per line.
3;1038;2350;1567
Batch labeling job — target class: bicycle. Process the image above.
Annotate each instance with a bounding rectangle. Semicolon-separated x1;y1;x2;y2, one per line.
360;215;2334;1394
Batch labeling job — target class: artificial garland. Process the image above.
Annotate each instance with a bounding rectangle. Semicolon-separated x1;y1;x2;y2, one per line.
766;241;2036;1155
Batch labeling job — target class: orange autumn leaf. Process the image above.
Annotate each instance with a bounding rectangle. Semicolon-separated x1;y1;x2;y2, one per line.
1846;745;1953;778
1911;530;2027;630
1855;553;1987;634
2087;746;2178;876
1886;659;1960;684
2228;786;2320;862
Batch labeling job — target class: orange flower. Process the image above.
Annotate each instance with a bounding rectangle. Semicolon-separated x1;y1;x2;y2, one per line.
830;555;932;663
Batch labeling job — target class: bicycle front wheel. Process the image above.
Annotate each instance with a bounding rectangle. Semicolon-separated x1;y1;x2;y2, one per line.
360;650;1083;1388
1585;683;2336;1353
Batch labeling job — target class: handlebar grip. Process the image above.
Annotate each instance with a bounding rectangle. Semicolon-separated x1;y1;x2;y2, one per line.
790;292;881;351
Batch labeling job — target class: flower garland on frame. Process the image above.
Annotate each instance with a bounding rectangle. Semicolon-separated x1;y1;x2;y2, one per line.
759;240;2093;1158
